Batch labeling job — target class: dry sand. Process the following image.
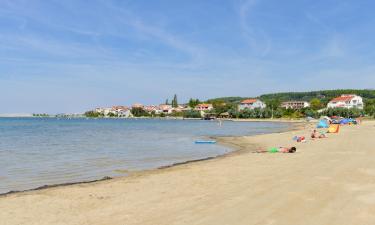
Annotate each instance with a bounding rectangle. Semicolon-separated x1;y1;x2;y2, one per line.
1;121;375;225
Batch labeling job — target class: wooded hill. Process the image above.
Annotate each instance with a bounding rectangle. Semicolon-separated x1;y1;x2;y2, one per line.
207;89;375;104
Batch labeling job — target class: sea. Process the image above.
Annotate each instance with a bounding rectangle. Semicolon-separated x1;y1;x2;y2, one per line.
0;117;291;194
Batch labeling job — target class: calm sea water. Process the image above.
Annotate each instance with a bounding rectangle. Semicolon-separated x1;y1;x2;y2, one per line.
0;118;290;193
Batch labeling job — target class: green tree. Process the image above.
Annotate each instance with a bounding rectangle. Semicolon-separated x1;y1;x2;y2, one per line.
170;111;183;117
131;108;149;117
84;111;102;117
310;98;323;110
235;108;282;119
209;100;233;115
365;99;375;117
319;108;364;118
107;112;116;117
165;99;169;105
183;110;201;118
188;98;200;108
172;94;178;108
265;99;281;119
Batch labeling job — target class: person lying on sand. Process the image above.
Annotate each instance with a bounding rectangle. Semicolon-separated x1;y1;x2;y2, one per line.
256;147;297;153
311;130;327;139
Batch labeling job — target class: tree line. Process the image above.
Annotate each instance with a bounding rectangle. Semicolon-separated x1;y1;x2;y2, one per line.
84;90;375;119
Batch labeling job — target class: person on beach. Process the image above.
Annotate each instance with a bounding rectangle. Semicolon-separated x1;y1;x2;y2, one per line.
256;147;297;153
311;130;327;139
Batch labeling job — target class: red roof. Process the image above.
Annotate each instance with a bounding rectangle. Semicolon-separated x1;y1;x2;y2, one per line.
197;103;212;107
330;95;354;102
196;104;212;108
241;99;258;104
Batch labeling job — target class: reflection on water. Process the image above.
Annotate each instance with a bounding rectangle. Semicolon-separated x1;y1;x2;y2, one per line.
0;118;290;193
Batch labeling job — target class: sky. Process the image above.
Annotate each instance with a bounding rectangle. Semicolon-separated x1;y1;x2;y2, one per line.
1;0;375;113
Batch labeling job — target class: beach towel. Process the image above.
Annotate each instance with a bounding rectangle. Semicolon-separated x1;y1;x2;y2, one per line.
328;124;340;133
268;147;279;153
293;136;305;142
340;119;350;125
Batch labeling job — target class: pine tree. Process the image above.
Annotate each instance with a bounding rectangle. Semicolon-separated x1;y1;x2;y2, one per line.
165;99;169;105
172;94;178;108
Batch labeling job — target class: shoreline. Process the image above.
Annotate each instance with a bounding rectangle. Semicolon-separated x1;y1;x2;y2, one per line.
2;121;375;224
0;121;298;197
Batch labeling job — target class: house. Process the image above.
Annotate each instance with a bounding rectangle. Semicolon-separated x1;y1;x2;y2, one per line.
111;106;129;111
94;106;132;117
143;105;177;115
111;106;131;117
179;105;192;112
238;99;266;111
171;105;186;113
159;104;173;114
195;104;213;111
95;107;112;115
96;106;132;117
94;107;104;114
281;101;310;109
144;105;160;114
327;94;364;109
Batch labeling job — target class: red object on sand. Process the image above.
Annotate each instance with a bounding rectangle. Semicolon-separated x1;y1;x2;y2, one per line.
297;136;305;142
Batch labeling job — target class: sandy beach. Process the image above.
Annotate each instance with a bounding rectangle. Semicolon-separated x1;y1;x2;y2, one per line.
1;121;375;225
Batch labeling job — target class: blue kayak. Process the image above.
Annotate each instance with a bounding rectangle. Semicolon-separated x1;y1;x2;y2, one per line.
195;140;217;144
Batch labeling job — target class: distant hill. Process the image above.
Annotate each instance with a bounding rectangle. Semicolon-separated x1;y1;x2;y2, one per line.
206;97;252;104
259;89;375;103
207;89;375;104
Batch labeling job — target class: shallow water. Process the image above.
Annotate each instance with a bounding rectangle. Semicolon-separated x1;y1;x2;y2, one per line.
0;118;290;193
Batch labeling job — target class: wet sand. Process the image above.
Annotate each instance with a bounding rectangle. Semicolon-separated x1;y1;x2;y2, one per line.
1;121;375;225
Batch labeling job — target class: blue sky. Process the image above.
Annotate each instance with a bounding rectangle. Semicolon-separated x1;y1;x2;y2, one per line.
1;0;375;113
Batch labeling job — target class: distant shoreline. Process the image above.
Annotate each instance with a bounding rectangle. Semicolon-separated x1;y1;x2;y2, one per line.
0;114;33;118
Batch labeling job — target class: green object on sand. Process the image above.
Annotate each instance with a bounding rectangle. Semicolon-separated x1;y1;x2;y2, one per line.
268;147;279;153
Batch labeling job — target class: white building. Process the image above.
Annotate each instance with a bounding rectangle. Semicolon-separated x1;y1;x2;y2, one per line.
193;104;213;117
159;104;174;114
144;105;161;114
281;101;310;109
95;106;132;117
111;106;132;117
95;107;112;115
327;94;364;109
238;99;266;111
172;105;186;113
144;104;176;115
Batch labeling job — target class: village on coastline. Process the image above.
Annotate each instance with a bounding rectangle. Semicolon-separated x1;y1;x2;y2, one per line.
23;90;375;120
81;91;374;120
